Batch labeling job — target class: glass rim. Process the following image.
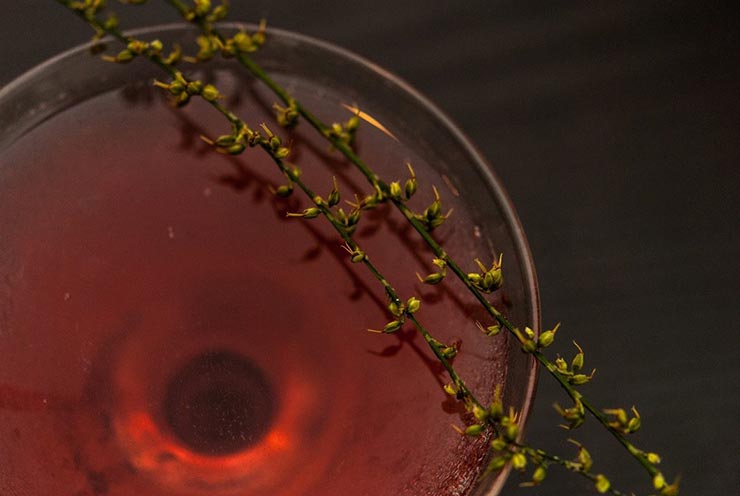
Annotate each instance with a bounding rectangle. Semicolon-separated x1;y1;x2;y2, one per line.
0;22;540;495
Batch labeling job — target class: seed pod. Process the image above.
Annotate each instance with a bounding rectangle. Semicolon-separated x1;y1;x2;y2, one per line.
211;4;229;21
490;437;507;451
215;134;236;146
274;146;290;159
103;13;118;30
225;142;245;155
426;200;441;220
472;405;488;422
511;452;527;470
594;474;610;494
532;465;547;483
489;386;504;421
148;39;163;54
505;422;519;442
538;322;560;348
388;301;402;317
554;357;569;374
346;115;360;131
302;207;321;219
576;444;593;472
653;472;666;490
202;84;221;102
406;297;421;314
126;40;147;54
627;406;641;433
186;80;204;95
405;177;417;199
327;178;341;206
389;181;403;201
194;0;212;17
475;321;501;337
274;184;293;198
464;424;484;436
486;456;508;473
538;330;556;348
115;49;135;63
383;320;402;333
440;346;457;359
572;342;585;372
420;272;444;285
569;371;595;385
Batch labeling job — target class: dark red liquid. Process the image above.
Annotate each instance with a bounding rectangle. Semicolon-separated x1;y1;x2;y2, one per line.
0;74;509;495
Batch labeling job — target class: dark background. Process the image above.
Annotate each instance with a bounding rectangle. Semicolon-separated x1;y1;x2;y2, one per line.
2;1;738;494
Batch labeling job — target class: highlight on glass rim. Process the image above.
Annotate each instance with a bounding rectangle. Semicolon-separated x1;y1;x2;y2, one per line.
0;1;702;495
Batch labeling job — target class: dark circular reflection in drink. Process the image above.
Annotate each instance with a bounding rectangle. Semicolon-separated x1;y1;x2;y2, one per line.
163;350;276;455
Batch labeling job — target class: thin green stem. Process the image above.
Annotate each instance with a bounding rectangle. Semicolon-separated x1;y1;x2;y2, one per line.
203;26;660;480
169;13;664;481
56;2;669;492
539;350;658;476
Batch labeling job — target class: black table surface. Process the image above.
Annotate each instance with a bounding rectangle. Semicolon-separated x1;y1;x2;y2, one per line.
2;2;738;495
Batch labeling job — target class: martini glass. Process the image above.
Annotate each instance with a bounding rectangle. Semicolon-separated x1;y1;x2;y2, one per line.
0;24;538;496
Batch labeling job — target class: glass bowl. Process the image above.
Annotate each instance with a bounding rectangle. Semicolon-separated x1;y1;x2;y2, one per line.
0;24;539;496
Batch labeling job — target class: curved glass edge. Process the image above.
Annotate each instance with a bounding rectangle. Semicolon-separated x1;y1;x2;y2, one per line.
0;22;540;496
